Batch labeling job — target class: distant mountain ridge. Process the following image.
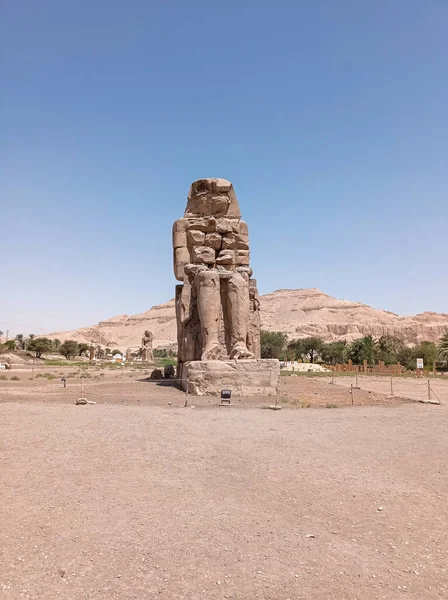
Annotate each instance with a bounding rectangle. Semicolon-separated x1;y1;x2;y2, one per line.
48;288;448;349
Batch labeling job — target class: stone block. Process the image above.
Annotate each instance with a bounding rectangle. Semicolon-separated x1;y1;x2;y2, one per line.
216;218;233;234
174;246;190;280
187;217;216;232
216;249;234;265
173;230;187;248
174;264;185;280
174;246;190;263
237;220;249;235
182;359;280;397
187;230;206;246
214;179;233;192
235;249;250;265
191;246;215;263
173;218;188;233
222;233;236;249
236;238;249;250
204;232;222;249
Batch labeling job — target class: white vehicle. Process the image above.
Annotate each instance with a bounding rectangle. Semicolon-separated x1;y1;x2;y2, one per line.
0;364;6;370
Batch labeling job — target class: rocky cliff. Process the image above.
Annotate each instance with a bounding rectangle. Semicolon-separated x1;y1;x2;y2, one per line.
48;289;448;349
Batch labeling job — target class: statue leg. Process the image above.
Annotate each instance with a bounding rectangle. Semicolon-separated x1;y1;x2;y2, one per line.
196;269;222;360
227;271;256;359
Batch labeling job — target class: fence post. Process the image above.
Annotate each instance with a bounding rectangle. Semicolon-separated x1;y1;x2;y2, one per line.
390;376;394;397
350;384;354;406
428;380;431;402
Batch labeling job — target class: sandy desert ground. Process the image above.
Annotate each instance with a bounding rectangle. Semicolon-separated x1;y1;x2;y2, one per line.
1;369;447;599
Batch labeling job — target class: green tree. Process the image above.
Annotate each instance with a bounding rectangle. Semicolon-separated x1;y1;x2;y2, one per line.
260;331;287;359
78;343;89;356
413;341;437;369
0;330;3;339
27;337;52;359
105;347;111;355
396;345;414;370
287;339;305;362
300;337;325;363
320;340;347;365
3;340;15;351
51;338;61;352
60;340;79;360
112;349;122;356
346;335;379;365
378;335;405;365
438;331;448;362
15;334;25;350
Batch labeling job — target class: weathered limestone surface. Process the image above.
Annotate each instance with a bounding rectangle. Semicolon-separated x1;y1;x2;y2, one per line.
182;359;280;397
174;179;262;366
141;330;154;363
173;178;278;395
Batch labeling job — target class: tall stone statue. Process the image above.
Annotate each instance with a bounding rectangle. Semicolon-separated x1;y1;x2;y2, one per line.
141;330;154;363
174;178;262;384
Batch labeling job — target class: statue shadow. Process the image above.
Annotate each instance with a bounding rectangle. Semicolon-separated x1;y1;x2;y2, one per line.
137;377;183;390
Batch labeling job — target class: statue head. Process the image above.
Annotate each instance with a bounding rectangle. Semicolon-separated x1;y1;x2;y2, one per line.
184;178;241;218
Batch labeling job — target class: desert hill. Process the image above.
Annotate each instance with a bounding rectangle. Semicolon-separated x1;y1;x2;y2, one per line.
47;288;448;350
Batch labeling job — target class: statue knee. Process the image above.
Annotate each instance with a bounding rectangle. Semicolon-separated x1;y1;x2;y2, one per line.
228;271;247;292
197;268;219;287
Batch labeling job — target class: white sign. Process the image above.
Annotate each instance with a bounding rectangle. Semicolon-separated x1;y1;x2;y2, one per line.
416;358;424;369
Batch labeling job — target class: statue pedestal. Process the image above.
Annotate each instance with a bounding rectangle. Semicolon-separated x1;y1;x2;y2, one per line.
181;359;280;397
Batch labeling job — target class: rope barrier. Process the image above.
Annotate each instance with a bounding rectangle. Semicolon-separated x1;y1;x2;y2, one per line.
334;374;444;404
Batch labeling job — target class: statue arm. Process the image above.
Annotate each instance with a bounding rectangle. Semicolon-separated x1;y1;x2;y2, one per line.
173;218;190;281
178;279;195;324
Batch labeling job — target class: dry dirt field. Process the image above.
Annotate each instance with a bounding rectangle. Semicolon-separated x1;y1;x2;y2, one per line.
4;363;447;408
1;368;448;599
331;374;447;405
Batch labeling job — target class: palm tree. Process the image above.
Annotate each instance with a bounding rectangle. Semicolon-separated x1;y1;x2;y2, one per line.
438;332;448;362
346;335;379;365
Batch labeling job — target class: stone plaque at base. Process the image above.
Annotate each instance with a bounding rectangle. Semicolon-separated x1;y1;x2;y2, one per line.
181;359;280;397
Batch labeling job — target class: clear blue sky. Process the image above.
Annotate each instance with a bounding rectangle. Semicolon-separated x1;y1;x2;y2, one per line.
1;0;447;336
